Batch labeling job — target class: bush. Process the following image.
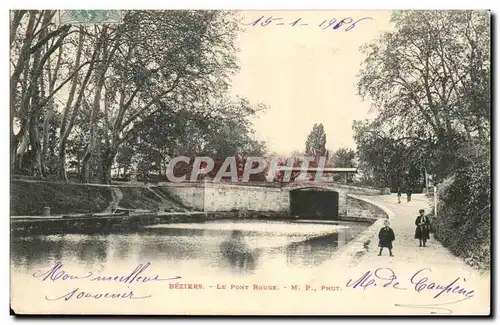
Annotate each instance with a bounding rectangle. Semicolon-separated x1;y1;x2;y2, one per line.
433;143;491;271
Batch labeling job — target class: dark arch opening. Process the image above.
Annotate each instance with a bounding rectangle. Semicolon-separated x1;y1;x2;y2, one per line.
289;188;339;220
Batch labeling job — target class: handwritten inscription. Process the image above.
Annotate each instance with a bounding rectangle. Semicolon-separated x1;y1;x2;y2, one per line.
33;262;93;281
346;268;406;290
346;268;475;314
33;262;181;301
346;268;474;298
243;16;373;32
410;268;475;299
46;287;151;301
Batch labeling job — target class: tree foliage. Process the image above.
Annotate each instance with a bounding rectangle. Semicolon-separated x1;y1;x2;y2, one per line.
355;10;490;269
10;10;266;184
305;123;327;158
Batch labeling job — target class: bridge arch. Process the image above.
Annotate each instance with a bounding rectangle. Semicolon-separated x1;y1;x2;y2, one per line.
288;185;339;220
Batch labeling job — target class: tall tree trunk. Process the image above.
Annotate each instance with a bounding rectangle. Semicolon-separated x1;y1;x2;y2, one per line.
58;136;68;181
26;11;56;177
10;11;37;171
29;116;43;177
41;109;52;174
100;146;118;184
80;26;118;183
10;10;27;48
24;27;43;176
38;58;47;176
42;45;62;177
59;27;87;181
80;79;104;182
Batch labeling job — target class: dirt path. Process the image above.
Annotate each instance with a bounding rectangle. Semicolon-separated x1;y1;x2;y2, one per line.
102;187;124;213
314;193;491;315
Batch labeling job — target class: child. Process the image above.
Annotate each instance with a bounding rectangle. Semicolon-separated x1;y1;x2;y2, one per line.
415;209;431;247
378;220;395;257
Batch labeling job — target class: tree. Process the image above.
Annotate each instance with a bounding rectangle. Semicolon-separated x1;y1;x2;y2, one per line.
352;119;429;189
355;10;490;269
331;148;356;168
121;95;268;181
305;123;327;158
357;10;490;182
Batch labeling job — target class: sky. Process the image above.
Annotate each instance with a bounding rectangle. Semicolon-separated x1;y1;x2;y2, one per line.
230;10;394;156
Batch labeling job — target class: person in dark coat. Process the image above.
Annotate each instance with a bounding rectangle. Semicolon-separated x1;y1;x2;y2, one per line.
406;188;412;202
397;187;402;204
415;209;431;247
378;220;395;257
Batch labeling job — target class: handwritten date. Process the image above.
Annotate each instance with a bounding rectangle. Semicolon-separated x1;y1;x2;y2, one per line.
244;16;373;32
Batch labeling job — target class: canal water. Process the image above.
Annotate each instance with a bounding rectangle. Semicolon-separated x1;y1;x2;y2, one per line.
11;219;370;278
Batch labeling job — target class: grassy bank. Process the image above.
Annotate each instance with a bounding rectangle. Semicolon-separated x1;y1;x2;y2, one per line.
118;187;162;211
10;180;191;216
11;180;112;216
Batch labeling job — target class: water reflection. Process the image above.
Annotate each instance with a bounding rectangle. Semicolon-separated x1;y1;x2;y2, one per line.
11;235;109;269
219;230;260;275
136;233;205;262
284;233;338;267
11;220;370;276
75;237;109;267
11;236;55;268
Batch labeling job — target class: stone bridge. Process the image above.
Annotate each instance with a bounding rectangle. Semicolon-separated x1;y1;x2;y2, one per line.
158;181;384;220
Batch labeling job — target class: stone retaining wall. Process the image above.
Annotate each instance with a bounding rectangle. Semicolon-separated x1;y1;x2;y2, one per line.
158;182;386;215
346;194;388;219
335;195;394;264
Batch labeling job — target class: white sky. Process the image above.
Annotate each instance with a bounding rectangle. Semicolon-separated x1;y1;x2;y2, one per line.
230;10;394;155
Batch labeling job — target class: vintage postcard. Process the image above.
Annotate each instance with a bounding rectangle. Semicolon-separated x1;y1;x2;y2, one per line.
9;9;491;315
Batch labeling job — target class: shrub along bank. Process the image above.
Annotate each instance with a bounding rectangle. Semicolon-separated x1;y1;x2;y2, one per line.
432;144;491;271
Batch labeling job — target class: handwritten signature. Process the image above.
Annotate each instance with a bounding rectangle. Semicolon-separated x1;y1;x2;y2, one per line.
32;262;181;301
346;268;475;314
243;16;373;32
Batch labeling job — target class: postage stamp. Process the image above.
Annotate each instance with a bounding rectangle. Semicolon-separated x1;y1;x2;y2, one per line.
57;10;123;25
9;9;491;316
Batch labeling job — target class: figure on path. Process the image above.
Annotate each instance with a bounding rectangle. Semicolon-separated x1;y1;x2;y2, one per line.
397;187;402;204
406;188;412;202
415;209;431;247
378;220;395;257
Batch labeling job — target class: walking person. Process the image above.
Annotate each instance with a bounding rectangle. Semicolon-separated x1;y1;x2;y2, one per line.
397;187;402;204
406;188;412;202
415;209;431;247
378;220;395;257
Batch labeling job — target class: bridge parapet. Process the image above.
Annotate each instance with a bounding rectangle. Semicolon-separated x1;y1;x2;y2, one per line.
284;182;337;191
283;182;383;194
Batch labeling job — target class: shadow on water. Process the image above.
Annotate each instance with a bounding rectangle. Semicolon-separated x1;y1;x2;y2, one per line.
283;233;340;267
11;235;109;269
218;230;260;275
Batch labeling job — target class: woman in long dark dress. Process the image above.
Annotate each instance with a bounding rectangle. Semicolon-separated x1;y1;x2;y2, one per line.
378;220;395;257
415;209;431;247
